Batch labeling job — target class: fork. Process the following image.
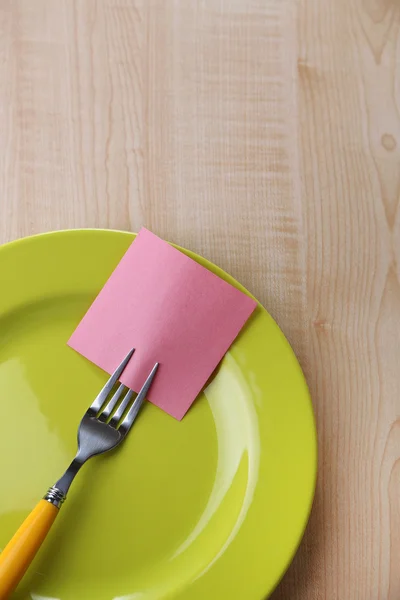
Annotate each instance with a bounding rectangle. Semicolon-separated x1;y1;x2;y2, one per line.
0;349;158;599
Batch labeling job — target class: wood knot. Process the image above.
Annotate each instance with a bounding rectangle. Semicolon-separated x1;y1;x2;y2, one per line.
381;133;396;152
313;319;331;332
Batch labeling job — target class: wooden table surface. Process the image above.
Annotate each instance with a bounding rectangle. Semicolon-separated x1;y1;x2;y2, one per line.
0;1;399;599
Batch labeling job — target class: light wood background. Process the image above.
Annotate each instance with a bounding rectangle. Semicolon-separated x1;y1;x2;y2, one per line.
0;1;399;598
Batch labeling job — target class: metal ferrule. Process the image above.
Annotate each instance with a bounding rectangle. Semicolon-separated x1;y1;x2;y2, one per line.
43;486;66;509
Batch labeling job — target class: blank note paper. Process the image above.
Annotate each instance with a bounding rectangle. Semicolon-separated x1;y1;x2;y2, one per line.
68;228;257;419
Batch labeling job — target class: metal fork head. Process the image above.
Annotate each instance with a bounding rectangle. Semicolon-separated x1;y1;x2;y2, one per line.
77;354;159;461
54;350;158;496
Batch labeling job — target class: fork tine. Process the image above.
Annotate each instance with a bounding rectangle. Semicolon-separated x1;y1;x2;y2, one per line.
89;348;135;414
109;388;135;426
98;383;127;422
119;363;159;434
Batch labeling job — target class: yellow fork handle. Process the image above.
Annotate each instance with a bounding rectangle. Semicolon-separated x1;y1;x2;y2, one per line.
0;499;58;600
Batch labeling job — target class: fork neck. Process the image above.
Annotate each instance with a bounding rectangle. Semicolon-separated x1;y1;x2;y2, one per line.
50;457;85;502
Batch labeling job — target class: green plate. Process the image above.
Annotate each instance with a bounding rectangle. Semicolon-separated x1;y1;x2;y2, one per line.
0;230;316;599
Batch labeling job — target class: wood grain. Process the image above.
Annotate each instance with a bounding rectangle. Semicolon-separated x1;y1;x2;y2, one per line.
0;0;399;598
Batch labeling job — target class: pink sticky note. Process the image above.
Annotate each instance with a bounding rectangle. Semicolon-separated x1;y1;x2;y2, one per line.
68;228;257;419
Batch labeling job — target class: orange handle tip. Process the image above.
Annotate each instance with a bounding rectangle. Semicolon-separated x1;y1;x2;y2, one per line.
0;499;58;599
